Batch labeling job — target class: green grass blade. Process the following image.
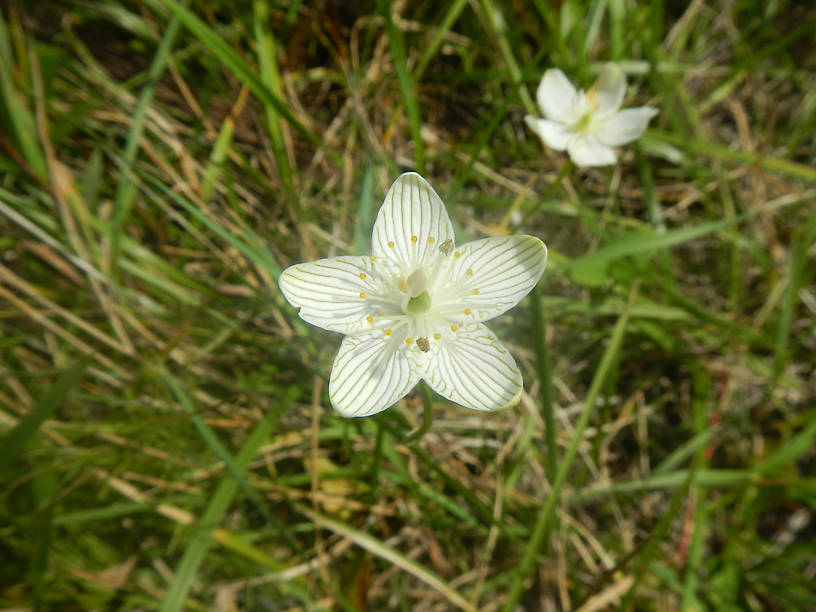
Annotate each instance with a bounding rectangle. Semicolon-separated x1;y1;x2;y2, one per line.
0;11;47;180
110;11;182;273
253;0;297;213
773;213;816;377
381;0;425;174
158;406;281;612
148;176;282;278
153;0;334;162
159;365;293;547
0;360;87;473
413;0;469;81
501;282;639;611
531;285;556;477
300;504;478;612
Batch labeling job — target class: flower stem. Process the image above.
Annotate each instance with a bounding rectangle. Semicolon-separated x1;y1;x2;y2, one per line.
516;160;574;229
406;381;434;442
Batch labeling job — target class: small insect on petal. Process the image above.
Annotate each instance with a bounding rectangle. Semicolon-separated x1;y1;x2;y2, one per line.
438;238;454;256
416;336;430;353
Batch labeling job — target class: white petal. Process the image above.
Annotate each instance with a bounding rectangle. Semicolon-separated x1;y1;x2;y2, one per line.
592;64;626;115
439;235;547;324
593;106;659;147
524;116;573;151
423;324;522;412
371;172;455;271
279;256;398;334
329;333;421;417
567;136;617;166
536;68;579;122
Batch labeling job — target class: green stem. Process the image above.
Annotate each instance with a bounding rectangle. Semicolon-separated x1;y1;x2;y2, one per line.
407;381;434;442
517;160;573;229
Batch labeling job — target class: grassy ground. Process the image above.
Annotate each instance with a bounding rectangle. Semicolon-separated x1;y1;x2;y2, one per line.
1;1;815;610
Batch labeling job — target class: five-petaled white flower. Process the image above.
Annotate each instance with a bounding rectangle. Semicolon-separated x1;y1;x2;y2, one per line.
279;173;548;417
525;64;658;167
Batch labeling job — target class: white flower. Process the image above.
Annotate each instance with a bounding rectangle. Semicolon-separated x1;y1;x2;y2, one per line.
279;173;548;417
525;64;658;167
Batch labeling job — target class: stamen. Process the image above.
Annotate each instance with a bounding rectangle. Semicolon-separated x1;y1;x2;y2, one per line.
450;325;457;332
405;337;413;345
359;272;367;280
411;235;418;243
472;289;479;295
466;268;472;276
464;308;471;315
359;292;366;299
427;236;435;244
366;316;373;323
454;251;461;258
433;333;441;340
385;329;392;336
388;241;394;248
370;255;377;261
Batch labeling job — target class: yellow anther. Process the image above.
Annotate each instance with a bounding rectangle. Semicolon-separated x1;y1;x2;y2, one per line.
450;325;457;332
464;308;471;315
405;337;413;345
366;316;373;323
385;329;392;336
359;292;366;299
433;333;441;340
359;272;367;280
454;251;461;258
466;268;472;276
411;235;418;243
428;236;436;244
388;241;394;248
370;255;377;261
473;289;479;295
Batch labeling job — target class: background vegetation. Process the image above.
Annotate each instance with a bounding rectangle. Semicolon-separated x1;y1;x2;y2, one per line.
1;0;814;610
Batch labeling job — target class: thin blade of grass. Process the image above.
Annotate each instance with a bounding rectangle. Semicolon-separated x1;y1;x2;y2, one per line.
0;11;47;179
381;0;425;174
0;360;88;473
413;0;469;81
159;366;294;548
300;504;478;612
110;11;182;273
253;0;298;214
153;0;336;163
501;282;639;612
531;285;556;477
158;404;283;612
773;213;816;377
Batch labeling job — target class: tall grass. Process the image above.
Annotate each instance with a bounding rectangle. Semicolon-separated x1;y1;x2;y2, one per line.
1;1;814;610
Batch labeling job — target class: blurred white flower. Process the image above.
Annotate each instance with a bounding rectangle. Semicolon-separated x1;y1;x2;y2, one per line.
279;173;548;417
525;64;658;167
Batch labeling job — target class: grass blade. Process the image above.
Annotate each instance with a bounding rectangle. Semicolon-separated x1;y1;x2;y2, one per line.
502;282;639;612
158;405;282;612
0;360;87;472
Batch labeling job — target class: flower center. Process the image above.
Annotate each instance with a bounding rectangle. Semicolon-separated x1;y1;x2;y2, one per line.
405;290;431;315
574;111;594;134
398;268;433;315
573;89;599;134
